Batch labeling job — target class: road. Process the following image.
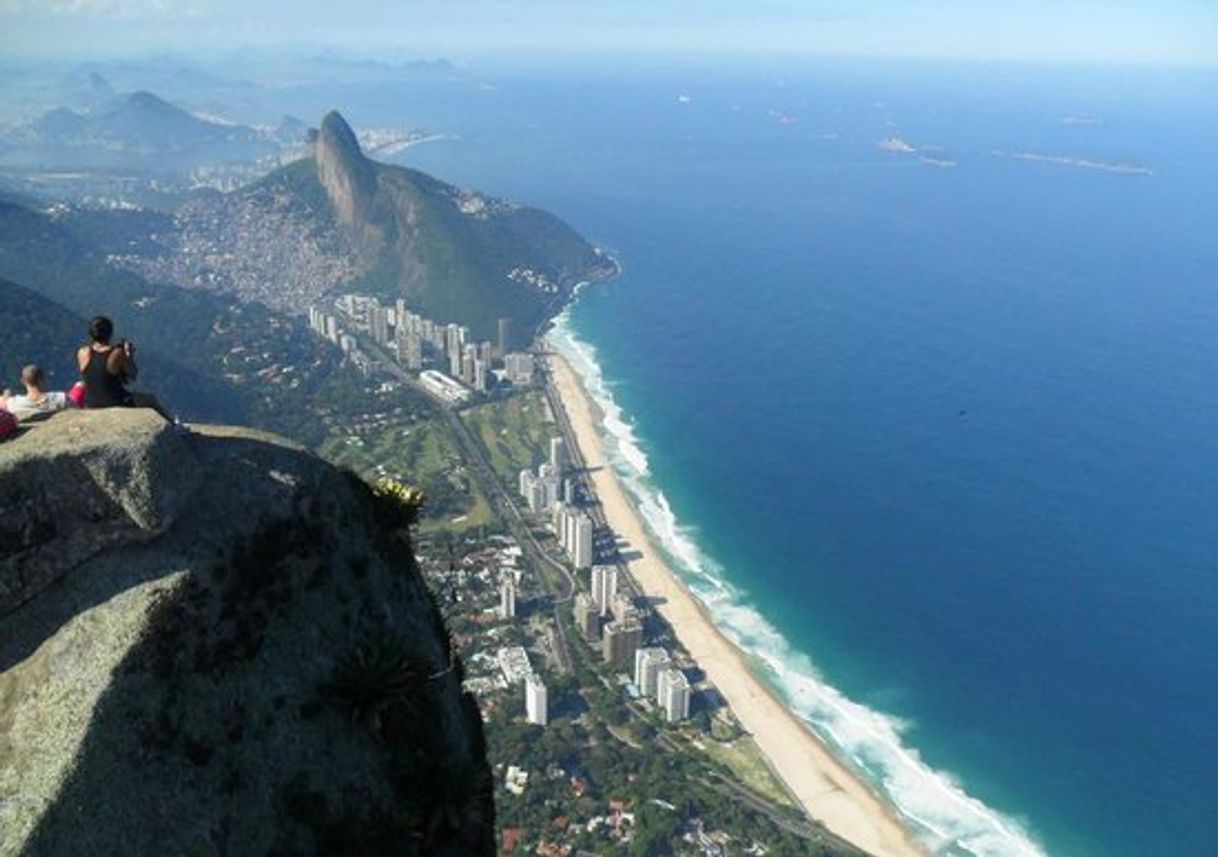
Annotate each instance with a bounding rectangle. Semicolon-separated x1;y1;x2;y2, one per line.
360;337;576;673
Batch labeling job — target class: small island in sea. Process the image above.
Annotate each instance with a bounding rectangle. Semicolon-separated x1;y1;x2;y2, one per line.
879;136;917;153
994;149;1153;176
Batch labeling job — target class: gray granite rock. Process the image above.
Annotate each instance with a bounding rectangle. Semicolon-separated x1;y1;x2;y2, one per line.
0;410;492;857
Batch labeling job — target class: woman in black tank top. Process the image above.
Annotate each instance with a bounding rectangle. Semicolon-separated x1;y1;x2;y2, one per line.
76;315;176;422
77;316;136;409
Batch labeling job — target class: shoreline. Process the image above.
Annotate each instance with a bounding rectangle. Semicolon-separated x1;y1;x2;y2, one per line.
543;348;926;857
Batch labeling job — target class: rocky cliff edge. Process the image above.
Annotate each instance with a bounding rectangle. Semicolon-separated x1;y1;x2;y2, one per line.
0;410;493;856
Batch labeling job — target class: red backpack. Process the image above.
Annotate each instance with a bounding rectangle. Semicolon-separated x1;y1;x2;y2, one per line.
0;408;16;442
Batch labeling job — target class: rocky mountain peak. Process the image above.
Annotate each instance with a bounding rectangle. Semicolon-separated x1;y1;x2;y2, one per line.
315;110;373;228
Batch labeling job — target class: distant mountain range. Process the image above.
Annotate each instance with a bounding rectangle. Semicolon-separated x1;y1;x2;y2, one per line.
0;90;305;172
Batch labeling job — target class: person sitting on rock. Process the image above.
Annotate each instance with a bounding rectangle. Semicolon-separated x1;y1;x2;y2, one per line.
1;364;74;421
77;316;173;421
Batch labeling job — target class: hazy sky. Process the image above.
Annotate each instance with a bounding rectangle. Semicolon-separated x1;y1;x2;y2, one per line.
1;0;1215;65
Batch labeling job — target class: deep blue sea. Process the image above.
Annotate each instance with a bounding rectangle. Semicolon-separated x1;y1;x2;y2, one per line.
372;59;1218;855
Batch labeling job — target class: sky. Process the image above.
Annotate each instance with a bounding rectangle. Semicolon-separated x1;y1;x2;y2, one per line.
0;0;1215;66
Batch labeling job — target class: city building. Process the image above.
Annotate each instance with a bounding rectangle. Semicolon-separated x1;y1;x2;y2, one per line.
634;647;671;698
370;302;389;345
498;317;512;356
591;565;618;616
572;513;593;570
526;674;548;727
500;576;517;619
519;469;546;515
537;462;561;511
574;592;600;642
552;504;592;568
403;333;424;370
602;617;643;668
497;646;532;684
462;343;479;385
549;436;567;476
419;370;471;405
657;667;691;722
504;352;535;386
613;592;636;623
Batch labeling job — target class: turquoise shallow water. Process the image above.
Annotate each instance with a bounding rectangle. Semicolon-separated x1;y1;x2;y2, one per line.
390;60;1218;855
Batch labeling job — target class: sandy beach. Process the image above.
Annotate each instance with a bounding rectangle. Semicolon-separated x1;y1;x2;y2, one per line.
545;350;926;857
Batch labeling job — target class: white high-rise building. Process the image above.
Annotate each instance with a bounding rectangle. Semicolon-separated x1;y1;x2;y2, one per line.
591;565;618;616
657;667;691;722
473;358;487;392
572;513;593;570
500;576;517;619
552;503;571;545
520;470;547;514
634;647;670;697
370;302;389;345
554;503;576;550
402;333;423;370
540;475;560;511
462;343;479;385
525;674;548;726
538;463;560;511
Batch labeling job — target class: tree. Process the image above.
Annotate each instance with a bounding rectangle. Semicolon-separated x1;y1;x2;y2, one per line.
630;803;679;857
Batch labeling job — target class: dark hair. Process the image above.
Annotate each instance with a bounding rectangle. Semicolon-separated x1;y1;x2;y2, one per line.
21;364;44;387
88;316;114;344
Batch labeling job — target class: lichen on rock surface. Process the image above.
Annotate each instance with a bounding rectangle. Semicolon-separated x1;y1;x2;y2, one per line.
0;410;493;857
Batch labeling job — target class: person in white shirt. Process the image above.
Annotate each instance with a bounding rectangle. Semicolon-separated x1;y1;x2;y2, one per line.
2;364;72;421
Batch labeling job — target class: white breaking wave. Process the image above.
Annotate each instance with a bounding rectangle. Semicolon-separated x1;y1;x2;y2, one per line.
547;307;1048;857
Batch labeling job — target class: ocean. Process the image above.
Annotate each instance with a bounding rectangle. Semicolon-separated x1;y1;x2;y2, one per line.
388;59;1218;855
